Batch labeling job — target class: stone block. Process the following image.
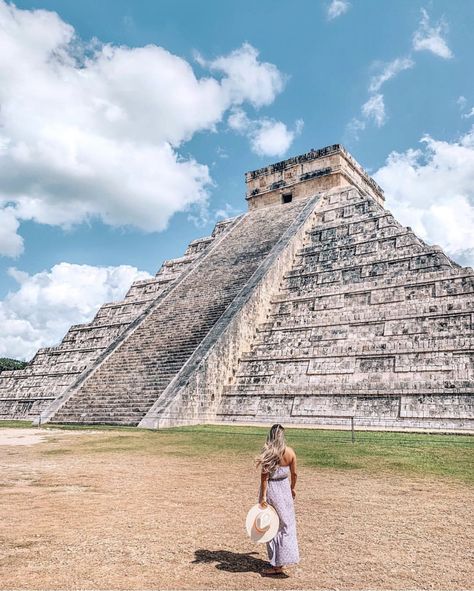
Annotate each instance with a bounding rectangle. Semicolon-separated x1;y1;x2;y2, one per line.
307;357;355;374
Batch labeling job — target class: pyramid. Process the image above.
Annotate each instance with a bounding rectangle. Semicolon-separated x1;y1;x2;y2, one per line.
1;144;473;431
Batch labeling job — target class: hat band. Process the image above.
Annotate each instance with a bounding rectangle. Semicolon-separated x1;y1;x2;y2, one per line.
254;512;271;533
254;521;270;533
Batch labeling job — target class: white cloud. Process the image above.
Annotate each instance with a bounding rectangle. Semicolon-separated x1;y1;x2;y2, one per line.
347;54;413;140
214;203;241;219
197;43;286;108
327;0;350;20
228;109;251;133
347;9;452;143
374;128;474;266
0;206;23;257
413;8;453;59
345;117;366;142
362;94;386;127
0;1;290;256
0;262;152;361
369;57;415;93
228;109;303;157
251;119;303;157
216;146;229;159
456;96;474;119
457;96;467;110
186;199;241;230
345;91;387;141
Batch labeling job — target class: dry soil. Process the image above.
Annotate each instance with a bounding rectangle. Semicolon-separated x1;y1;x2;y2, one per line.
0;428;472;590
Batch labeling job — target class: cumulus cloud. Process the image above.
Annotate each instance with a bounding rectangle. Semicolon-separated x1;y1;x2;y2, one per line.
196;43;286;108
369;57;415;93
0;1;289;256
327;0;350;20
413;8;453;59
228;109;251;133
250;119;303;157
228;109;303;157
0;262;152;361
374;128;474;266
0;206;23;257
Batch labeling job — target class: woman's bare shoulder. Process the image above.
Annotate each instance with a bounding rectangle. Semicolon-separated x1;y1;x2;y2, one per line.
284;446;296;459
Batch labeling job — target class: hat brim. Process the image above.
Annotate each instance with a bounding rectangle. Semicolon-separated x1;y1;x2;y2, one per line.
245;504;280;544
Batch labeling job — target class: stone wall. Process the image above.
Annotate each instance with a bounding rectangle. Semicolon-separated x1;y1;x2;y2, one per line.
245;144;385;209
217;187;474;431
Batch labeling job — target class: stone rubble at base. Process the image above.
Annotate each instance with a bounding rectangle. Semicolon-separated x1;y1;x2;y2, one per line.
0;145;472;430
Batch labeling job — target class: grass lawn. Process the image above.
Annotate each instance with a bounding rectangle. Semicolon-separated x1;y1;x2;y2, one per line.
3;421;472;484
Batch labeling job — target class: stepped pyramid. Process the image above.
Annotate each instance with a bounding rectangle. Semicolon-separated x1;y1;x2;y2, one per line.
1;144;473;430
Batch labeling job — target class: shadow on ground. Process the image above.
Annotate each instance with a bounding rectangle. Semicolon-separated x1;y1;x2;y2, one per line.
193;548;290;577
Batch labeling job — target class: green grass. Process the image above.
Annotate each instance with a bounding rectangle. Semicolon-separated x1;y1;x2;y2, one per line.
2;421;472;484
0;419;33;428
75;424;474;485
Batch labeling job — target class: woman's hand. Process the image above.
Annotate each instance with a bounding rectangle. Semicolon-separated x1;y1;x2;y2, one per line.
291;488;296;499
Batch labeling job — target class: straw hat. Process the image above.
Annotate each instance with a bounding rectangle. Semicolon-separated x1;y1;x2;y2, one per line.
245;503;280;543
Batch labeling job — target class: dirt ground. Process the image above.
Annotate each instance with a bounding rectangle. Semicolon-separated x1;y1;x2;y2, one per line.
0;428;473;590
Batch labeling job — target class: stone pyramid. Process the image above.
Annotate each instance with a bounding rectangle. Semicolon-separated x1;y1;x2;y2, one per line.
1;145;473;430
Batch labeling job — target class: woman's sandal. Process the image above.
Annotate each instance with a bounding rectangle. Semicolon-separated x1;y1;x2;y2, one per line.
261;566;287;576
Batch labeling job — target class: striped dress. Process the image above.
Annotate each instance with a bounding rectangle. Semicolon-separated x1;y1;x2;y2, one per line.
259;465;300;567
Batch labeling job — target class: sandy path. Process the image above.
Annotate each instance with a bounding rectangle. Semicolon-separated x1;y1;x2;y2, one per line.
0;427;57;446
0;429;472;590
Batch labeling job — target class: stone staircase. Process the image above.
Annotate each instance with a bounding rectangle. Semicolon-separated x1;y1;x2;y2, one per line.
0;218;236;420
218;187;474;430
46;199;308;425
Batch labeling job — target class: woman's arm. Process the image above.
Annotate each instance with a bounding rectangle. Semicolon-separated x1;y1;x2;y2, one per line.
289;450;298;499
259;470;269;506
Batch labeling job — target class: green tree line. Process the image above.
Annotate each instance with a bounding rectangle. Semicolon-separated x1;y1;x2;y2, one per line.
0;358;28;371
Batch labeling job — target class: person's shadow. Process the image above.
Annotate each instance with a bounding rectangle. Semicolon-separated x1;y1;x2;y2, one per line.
192;549;289;578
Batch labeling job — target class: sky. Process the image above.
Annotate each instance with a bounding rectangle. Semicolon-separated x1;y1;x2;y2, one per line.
0;0;473;360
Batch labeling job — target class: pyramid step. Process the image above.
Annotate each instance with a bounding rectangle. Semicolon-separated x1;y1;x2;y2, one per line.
45;200;307;424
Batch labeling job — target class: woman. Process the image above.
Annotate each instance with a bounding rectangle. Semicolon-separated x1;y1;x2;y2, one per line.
256;423;299;576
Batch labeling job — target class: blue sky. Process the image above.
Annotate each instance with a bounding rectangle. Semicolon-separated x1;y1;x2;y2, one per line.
1;0;473;359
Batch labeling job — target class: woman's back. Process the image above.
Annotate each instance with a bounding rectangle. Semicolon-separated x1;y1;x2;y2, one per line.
278;446;295;468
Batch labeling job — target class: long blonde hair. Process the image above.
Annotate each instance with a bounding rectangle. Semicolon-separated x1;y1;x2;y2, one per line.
255;424;286;475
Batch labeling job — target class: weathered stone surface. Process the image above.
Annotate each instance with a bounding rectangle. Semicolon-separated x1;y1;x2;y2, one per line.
46;198;309;426
218;185;474;430
245;144;384;209
1;144;472;431
0;218;237;419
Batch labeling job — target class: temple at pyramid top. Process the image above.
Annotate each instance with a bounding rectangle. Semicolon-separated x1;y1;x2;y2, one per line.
245;144;385;209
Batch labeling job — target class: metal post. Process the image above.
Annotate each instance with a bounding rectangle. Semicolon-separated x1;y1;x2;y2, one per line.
351;416;355;443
